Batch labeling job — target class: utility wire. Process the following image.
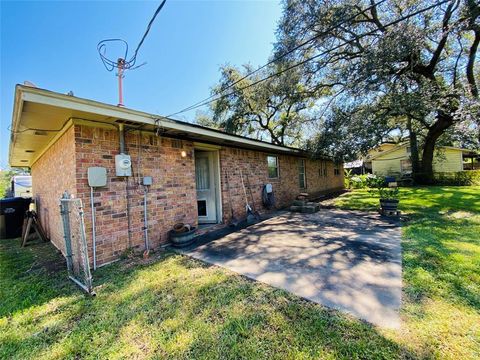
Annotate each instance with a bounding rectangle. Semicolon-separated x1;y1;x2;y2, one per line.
168;0;388;116
129;0;167;67
97;0;167;71
170;0;449;117
166;0;451;118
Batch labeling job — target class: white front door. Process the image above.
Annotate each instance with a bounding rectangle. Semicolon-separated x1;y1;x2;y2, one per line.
195;151;217;223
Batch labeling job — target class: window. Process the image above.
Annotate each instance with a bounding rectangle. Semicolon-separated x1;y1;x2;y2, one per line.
400;159;412;174
195;157;210;190
334;166;340;176
298;159;306;188
171;139;183;148
319;161;327;177
267;156;279;178
406;146;411;155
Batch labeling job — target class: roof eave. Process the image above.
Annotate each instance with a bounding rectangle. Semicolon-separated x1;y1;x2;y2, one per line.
12;85;303;157
8;85;25;167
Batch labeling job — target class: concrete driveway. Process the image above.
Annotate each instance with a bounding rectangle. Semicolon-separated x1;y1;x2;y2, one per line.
181;209;402;328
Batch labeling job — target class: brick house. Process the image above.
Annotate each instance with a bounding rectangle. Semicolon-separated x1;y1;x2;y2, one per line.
9;85;344;267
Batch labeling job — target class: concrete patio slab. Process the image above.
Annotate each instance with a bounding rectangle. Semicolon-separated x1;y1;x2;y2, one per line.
181;209;402;328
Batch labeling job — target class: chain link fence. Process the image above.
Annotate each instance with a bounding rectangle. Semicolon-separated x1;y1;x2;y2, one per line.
59;195;94;294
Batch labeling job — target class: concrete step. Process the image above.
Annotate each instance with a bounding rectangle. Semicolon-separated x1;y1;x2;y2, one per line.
301;206;318;214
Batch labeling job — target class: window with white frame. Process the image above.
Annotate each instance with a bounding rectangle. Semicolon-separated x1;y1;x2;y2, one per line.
298;159;306;188
400;159;412;174
267;156;279;178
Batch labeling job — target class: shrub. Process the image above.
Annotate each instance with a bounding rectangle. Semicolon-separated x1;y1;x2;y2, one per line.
434;170;480;186
348;174;385;189
344;169;353;189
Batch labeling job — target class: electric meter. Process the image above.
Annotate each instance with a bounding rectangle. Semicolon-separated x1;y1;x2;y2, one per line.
115;154;132;176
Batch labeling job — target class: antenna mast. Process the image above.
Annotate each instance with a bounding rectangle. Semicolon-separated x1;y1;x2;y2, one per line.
96;0;167;107
117;58;126;107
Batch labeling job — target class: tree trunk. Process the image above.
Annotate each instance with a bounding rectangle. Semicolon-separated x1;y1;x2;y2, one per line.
417;112;454;184
407;117;420;176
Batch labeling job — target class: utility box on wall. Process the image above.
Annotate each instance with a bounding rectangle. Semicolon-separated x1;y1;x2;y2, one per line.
87;167;107;187
115;154;132;177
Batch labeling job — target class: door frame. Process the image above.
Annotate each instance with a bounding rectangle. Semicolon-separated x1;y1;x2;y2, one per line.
194;143;223;224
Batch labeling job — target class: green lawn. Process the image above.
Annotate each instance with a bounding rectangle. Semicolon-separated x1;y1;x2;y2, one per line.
1;186;479;359
334;186;480;359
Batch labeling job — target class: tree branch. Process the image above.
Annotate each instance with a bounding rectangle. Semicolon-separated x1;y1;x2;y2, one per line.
427;0;457;73
466;28;480;97
452;36;463;87
369;0;385;32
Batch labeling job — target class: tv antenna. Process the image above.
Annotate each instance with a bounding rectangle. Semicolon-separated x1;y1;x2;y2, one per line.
97;0;167;107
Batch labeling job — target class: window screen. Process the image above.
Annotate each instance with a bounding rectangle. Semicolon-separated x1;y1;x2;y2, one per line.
298;159;306;188
267;156;279;178
319;161;327;177
195;157;210;190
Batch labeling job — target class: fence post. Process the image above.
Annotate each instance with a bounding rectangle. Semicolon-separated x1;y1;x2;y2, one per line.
76;201;93;292
60;192;73;274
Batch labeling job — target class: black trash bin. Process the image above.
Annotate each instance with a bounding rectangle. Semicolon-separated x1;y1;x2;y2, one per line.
0;197;31;239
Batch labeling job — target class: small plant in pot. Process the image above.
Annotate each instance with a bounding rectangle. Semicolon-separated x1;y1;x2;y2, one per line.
368;176;400;215
378;187;400;214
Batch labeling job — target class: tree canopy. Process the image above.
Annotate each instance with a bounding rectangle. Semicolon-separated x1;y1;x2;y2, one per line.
198;0;479;181
197;63;322;146
278;0;479;177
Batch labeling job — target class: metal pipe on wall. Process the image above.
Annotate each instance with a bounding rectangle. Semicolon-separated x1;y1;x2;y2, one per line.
90;186;97;270
143;186;149;252
125;178;132;248
118;123;125;154
117;123;131;248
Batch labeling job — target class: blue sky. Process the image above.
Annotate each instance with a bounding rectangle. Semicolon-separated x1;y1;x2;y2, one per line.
0;0;282;169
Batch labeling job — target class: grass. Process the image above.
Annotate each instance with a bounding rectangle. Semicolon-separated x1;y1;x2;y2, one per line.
1;186;479;359
1;241;407;359
334;186;480;359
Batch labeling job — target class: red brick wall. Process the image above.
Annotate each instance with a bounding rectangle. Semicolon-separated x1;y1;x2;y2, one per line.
32;123;343;267
218;147;344;222
74;125;197;266
31;126;77;254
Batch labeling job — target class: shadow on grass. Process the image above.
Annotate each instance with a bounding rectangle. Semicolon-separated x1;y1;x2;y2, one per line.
0;238;78;318
1;238;417;359
335;186;480;311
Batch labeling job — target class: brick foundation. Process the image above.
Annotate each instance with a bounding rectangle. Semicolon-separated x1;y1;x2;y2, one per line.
32;123;344;266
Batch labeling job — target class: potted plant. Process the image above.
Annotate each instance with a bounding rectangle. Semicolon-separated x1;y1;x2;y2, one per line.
169;223;197;247
368;176;400;214
378;186;400;214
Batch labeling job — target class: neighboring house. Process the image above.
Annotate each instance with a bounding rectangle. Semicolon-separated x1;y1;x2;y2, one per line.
344;142;398;174
9;85;344;266
366;143;477;177
11;175;32;198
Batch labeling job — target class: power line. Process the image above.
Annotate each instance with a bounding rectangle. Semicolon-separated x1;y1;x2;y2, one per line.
166;0;451;118
97;0;167;72
168;0;388;116
129;0;168;68
97;0;168;106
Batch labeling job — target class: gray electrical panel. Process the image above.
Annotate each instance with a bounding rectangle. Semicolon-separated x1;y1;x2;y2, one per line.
87;167;107;187
142;176;153;186
115;154;132;177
